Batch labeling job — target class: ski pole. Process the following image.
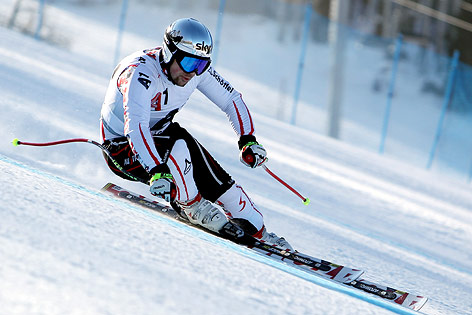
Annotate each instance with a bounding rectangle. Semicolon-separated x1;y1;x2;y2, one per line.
13;138;310;204
13;137;97;147
11;137;147;183
262;164;310;205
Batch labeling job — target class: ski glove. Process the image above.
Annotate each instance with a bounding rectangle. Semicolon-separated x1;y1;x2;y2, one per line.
149;166;176;202
239;135;267;168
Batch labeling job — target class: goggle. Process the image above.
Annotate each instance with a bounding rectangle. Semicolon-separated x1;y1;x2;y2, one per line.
176;55;211;76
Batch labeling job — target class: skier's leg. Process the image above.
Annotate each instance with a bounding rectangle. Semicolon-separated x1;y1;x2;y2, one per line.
217;183;293;251
216;183;264;234
167;139;228;233
166;139;198;203
162;123;292;248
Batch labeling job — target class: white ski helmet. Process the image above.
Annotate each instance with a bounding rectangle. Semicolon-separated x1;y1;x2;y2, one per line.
162;18;213;76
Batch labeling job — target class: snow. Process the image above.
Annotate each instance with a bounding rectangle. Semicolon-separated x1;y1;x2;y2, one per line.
0;3;472;315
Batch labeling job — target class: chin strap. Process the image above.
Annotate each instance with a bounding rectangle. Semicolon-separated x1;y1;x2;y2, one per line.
159;50;177;85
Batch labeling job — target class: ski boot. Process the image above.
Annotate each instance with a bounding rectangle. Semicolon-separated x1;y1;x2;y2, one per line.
176;193;228;233
255;226;293;251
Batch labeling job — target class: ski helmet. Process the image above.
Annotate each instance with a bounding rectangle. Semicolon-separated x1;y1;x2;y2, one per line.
161;18;213;76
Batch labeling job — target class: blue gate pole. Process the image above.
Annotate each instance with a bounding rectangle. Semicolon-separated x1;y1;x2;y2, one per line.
114;0;129;66
379;34;403;154
290;3;312;125
468;161;472;182
426;50;460;169
212;0;226;66
34;0;46;39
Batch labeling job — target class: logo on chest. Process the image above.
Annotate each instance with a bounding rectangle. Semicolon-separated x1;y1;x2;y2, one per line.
151;88;169;111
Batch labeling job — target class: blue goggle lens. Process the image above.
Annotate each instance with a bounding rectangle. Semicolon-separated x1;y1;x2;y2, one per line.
178;56;210;75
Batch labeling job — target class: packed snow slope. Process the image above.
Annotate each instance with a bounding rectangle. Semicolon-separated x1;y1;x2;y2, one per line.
0;27;471;315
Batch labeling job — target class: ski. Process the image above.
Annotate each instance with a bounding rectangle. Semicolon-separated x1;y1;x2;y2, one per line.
101;183;427;311
348;279;428;311
102;183;363;282
247;243;363;283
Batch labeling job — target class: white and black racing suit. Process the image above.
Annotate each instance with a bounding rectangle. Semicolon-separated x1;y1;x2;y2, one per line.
100;47;264;235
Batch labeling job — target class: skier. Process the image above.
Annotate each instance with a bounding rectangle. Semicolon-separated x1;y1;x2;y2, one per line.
100;17;292;251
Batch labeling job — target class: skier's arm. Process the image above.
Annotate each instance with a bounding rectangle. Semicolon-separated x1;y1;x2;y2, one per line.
197;67;255;138
197;67;267;168
118;65;164;175
118;65;177;200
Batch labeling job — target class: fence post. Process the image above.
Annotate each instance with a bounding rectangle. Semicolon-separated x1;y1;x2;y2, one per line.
426;50;460;169
379;34;403;154
290;3;312;125
212;0;226;66
34;0;45;39
114;0;129;66
326;0;350;139
8;0;23;29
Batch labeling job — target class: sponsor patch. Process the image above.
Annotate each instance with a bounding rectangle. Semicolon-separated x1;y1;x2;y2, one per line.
208;68;234;93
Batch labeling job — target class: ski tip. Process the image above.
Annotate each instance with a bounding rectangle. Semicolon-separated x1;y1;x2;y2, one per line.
101;183;115;191
303;198;310;205
12;138;20;147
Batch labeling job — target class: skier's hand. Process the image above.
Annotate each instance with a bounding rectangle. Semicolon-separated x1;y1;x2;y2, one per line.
149;169;176;202
239;136;267;168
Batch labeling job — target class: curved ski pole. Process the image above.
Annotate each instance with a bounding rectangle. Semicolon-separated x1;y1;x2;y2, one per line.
262;164;310;205
12;137;148;184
